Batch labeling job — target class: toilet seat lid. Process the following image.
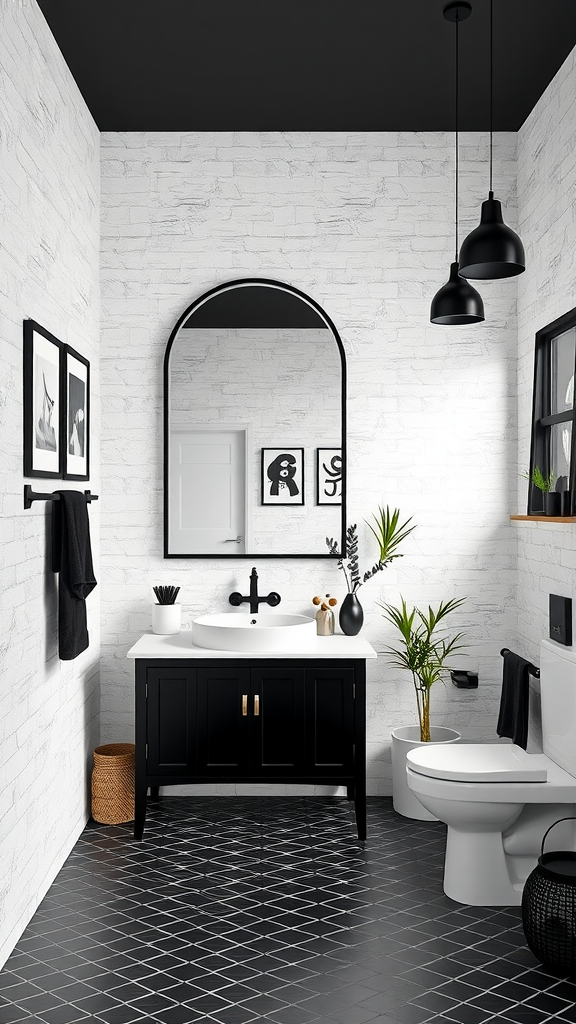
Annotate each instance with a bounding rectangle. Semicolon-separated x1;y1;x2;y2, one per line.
406;744;548;782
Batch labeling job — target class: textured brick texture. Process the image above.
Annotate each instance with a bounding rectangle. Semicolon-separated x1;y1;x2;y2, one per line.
100;130;518;794
0;1;100;968
516;45;576;729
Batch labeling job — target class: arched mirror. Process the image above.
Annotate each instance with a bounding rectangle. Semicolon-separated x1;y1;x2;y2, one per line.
164;279;346;557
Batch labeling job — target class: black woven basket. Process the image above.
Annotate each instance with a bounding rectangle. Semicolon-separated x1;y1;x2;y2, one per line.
522;817;576;977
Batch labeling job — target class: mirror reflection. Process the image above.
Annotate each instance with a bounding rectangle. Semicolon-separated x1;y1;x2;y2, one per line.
165;281;346;557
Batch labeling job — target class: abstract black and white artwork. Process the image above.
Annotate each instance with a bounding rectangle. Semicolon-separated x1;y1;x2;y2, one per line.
261;448;305;506
316;448;342;505
23;320;62;478
63;346;90;480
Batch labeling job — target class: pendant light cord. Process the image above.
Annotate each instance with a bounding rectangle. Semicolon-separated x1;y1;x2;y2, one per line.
489;0;493;195
455;9;460;261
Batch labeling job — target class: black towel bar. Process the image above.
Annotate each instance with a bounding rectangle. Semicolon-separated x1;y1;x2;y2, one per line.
24;485;99;509
500;647;540;678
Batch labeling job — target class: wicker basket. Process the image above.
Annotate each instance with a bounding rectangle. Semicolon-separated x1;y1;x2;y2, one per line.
91;743;135;824
522;817;576;977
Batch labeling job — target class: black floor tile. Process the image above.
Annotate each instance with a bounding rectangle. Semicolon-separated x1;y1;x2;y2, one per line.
0;797;562;1024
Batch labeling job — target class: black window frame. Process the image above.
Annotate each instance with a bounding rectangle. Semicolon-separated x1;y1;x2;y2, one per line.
528;306;576;516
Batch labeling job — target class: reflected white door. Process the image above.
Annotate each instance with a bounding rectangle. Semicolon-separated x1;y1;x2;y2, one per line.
169;429;247;554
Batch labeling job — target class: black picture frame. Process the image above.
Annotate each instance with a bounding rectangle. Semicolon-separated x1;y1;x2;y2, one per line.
261;447;305;506
62;345;90;481
316;448;342;505
23;319;63;478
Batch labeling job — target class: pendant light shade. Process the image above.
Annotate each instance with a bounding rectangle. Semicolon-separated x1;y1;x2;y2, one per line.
458;0;525;280
458;190;525;279
430;1;485;325
430;262;485;324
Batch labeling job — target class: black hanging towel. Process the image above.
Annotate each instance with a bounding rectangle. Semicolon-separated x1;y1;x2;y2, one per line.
52;491;97;660
497;650;531;749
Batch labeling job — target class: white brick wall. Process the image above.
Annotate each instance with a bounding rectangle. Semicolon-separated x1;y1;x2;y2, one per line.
0;1;100;968
516;45;576;740
100;130;518;793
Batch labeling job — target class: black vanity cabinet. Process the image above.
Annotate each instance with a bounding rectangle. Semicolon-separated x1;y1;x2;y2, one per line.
134;658;366;841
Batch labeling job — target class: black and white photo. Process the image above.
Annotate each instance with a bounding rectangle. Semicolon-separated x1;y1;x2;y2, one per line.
317;448;342;505
63;346;90;480
261;447;304;505
23;319;62;478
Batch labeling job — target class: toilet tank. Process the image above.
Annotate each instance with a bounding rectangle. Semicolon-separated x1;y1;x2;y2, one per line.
540;638;576;775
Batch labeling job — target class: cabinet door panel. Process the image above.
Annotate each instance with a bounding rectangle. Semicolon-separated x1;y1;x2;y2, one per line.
147;667;196;774
197;668;250;773
305;668;354;772
250;669;305;773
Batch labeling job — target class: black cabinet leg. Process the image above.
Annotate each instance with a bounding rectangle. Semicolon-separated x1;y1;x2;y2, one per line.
149;786;160;799
134;779;147;840
354;785;366;841
346;785;355;800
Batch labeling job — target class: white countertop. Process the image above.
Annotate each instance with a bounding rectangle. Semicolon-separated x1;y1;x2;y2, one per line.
127;633;378;660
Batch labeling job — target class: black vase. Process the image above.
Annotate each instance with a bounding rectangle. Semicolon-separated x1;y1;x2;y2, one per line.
543;491;561;516
339;593;364;636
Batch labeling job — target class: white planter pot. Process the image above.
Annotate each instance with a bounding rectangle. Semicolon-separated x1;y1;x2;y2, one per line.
152;603;181;635
391;725;461;820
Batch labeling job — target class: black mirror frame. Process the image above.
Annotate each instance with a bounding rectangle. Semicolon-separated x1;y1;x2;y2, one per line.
163;278;347;558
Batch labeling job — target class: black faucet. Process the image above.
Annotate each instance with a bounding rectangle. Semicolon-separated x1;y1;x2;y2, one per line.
229;568;281;615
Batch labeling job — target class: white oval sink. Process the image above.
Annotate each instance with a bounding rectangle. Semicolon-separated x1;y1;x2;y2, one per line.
192;612;317;652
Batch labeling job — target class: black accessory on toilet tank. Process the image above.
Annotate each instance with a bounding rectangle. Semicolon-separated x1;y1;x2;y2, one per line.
549;594;572;646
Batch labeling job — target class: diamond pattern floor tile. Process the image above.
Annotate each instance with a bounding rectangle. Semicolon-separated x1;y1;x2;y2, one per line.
1;797;574;1024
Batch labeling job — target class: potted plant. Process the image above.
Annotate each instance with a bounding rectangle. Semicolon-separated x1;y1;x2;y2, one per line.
525;466;560;516
380;596;466;819
152;585;181;635
327;506;415;635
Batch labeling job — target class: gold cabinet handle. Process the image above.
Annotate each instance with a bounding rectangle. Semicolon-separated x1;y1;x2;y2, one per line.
254;694;260;716
242;694;247;716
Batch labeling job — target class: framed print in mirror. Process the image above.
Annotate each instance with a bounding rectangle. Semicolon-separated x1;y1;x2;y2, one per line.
317;448;342;505
63;346;90;480
261;448;304;506
23;319;62;478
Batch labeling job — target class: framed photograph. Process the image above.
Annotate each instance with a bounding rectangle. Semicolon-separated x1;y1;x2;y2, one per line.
62;346;90;480
261;448;305;506
23;320;63;478
317;448;342;505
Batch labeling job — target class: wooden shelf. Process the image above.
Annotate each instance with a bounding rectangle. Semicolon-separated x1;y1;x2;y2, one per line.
510;515;576;523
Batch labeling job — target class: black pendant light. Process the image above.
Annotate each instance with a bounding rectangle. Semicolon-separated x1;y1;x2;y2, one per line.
431;2;484;326
458;0;525;279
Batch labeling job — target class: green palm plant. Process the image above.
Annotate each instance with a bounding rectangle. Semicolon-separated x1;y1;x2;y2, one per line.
379;597;467;742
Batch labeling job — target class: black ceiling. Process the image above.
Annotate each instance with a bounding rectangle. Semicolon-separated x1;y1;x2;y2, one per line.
37;0;576;131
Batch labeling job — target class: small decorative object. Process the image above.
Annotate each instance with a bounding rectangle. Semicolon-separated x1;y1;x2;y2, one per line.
152;585;181;634
91;743;135;824
62;345;90;480
23;320;63;478
316;448;342;505
524;467;559;515
339;592;364;636
261;448;304;506
382;597;466;818
312;594;337;635
522;816;576;977
327;506;416;636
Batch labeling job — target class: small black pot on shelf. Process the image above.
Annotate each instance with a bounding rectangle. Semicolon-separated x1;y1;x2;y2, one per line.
543;492;561;516
560;490;572;517
339;593;364;636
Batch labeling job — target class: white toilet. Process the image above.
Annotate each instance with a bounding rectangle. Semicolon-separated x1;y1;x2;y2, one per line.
406;639;576;906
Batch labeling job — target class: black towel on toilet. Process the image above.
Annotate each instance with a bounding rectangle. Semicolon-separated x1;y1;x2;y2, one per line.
497;650;530;749
52;491;97;661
